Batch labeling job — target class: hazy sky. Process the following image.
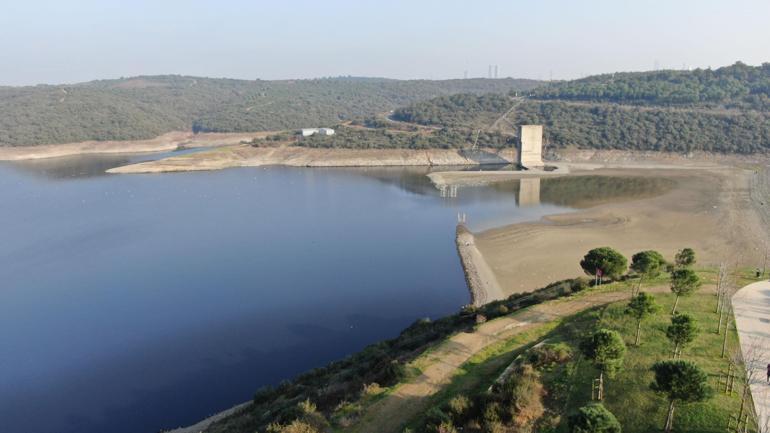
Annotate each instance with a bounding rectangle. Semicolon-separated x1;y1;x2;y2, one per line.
1;0;768;86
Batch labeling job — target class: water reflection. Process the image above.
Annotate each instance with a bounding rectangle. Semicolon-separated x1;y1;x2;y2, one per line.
518;178;541;207
4;148;204;180
487;175;676;208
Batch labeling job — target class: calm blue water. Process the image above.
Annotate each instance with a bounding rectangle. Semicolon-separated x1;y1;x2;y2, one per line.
0;154;571;433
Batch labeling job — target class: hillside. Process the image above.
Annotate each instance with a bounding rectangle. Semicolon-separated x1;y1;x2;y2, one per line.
532;61;770;109
198;266;760;433
392;62;770;154
0;76;540;146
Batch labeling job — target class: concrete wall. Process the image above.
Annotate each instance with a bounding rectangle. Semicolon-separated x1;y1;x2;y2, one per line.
518;125;543;167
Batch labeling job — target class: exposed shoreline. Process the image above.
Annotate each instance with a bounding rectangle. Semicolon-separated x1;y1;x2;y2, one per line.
106;146;518;174
0;131;270;161
473;165;767;296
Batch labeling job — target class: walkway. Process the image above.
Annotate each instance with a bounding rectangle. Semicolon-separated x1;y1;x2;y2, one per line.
732;281;770;432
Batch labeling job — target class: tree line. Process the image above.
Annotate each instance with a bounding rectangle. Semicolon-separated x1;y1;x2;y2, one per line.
532;62;770;110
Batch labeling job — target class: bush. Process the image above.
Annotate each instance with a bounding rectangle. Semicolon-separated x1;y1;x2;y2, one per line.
571;277;591;292
487;364;545;430
426;407;452;427
447;394;473;425
568;403;621;433
528;343;573;368
433;421;459;433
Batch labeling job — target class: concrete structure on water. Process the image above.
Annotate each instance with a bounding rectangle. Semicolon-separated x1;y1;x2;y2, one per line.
517;125;543;168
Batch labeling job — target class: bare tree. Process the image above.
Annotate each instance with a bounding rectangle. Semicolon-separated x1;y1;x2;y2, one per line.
733;336;770;432
717;264;736;334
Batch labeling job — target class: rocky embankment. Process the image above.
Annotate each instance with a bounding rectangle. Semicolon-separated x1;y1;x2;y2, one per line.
456;224;505;306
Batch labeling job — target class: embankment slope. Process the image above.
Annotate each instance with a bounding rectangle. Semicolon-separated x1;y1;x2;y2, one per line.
106;146;517;173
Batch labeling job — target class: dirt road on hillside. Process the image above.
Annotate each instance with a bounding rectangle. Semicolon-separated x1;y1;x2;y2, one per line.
346;288;667;433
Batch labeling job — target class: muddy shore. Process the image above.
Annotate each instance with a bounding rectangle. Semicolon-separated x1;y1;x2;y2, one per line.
469;165;767;295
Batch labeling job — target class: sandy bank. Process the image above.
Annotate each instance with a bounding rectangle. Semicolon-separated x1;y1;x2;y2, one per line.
474;166;765;296
0;131;267;161
106;146;517;173
456;225;505;305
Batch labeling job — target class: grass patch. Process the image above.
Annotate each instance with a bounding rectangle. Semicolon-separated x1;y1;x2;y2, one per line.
545;290;748;433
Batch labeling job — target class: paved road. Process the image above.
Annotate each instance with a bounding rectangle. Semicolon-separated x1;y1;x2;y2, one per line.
733;281;770;432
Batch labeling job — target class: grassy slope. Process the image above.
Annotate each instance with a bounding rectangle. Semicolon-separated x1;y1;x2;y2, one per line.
402;268;761;433
555;292;742;432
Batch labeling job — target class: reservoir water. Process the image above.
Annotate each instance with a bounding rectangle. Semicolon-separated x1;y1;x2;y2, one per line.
0;153;667;433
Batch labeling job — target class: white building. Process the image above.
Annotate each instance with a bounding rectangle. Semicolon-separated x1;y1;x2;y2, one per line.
300;128;320;137
300;128;335;137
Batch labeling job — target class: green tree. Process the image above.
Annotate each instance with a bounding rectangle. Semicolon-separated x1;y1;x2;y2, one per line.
666;313;699;358
650;360;711;433
580;329;626;400
580;247;628;283
630;250;665;294
568;403;622;433
674;248;696;268
669;268;701;314
625;292;660;345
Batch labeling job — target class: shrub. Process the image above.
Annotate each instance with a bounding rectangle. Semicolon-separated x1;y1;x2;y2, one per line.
571;277;590;292
434;421;459;433
568;403;621;433
489;364;545;429
447;394;473;424
528;343;573;368
426;407;452;427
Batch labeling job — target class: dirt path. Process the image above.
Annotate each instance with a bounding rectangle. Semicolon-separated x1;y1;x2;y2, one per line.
346;288;661;433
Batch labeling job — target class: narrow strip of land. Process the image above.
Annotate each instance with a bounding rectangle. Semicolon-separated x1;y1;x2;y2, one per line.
456;225;505;305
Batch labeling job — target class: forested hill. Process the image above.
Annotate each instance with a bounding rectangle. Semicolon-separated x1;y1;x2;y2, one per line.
532;62;770;110
0;75;540;146
392;63;770;154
